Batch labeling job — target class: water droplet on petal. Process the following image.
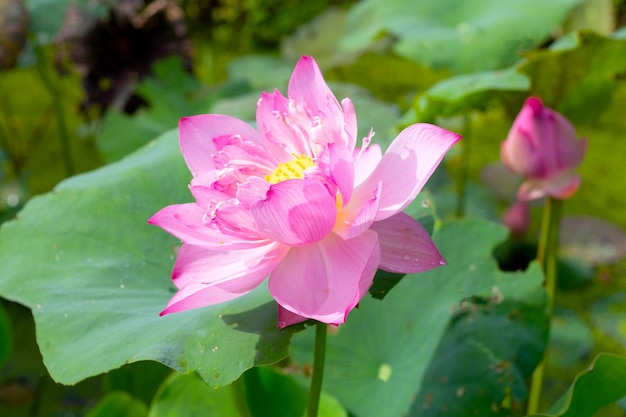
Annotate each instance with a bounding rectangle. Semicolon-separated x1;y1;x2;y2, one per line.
439;259;447;265
402;253;412;261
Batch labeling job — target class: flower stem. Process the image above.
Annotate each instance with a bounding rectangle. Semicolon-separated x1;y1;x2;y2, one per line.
527;196;562;414
307;322;328;417
34;44;75;177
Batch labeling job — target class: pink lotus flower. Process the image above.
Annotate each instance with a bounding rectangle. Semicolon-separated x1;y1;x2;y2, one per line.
501;97;587;201
149;56;460;328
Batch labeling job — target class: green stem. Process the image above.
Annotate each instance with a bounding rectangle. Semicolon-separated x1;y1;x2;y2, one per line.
0;77;22;177
307;322;328;417
527;197;562;414
34;44;75;176
455;113;471;218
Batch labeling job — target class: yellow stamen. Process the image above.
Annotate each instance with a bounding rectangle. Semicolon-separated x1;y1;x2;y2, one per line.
266;154;316;184
336;193;343;209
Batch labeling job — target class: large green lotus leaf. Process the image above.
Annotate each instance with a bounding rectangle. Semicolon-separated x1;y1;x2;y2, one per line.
85;392;147;417
243;366;347;417
518;31;626;123
290;219;545;417
148;368;346;417
341;0;581;73
334;53;450;108
148;373;241;417
409;273;548;416
414;68;529;122
0;130;297;386
562;0;614;36
529;354;626;416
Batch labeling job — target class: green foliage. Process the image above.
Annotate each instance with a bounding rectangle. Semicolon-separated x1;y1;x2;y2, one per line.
98;57;214;162
290;220;547;417
242;367;346;417
98;54;403;163
411;29;626;126
0;130;298;386
414;69;529;122
24;0;72;44
85;392;148;417
148;373;241;417
412;277;547;416
0;59;102;194
148;368;346;417
0;303;10;367
563;0;614;35
182;0;356;51
281;8;358;69
548;309;593;369
227;55;295;90
529;354;626;416
518;30;626;123
590;292;626;347
333;53;450;108
341;0;581;73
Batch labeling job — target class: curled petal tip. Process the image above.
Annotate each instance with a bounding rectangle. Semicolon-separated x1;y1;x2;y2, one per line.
526;96;544;115
276;304;308;329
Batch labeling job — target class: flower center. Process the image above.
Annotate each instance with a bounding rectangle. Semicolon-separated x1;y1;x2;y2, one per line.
265;154;316;184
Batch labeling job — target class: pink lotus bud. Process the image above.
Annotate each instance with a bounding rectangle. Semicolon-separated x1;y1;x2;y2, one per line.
502;201;530;237
501;97;586;201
